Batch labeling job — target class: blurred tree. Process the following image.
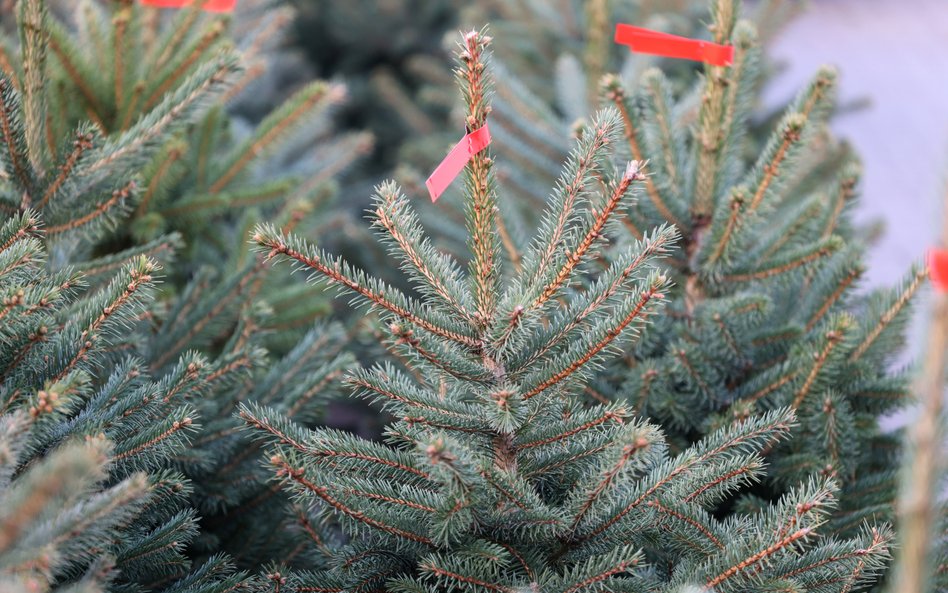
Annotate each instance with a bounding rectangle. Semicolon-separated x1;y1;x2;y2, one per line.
0;0;372;583
886;195;948;593
291;0;461;175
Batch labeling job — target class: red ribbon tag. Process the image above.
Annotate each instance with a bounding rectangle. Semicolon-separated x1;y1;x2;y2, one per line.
614;24;733;66
426;124;491;202
141;0;236;12
928;249;948;292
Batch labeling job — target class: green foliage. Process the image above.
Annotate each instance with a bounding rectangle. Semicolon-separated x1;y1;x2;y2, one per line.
583;1;921;548
292;0;461;173
181;317;359;569
244;30;892;593
0;0;371;327
0;212;244;592
0;0;371;582
0;1;930;591
401;1;919;574
396;0;801;266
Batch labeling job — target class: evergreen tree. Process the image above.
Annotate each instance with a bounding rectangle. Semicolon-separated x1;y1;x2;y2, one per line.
0;213;244;592
886;219;948;593
245;29;892;593
591;0;922;546
406;0;919;566
0;0;366;581
0;0;372;329
400;0;800;264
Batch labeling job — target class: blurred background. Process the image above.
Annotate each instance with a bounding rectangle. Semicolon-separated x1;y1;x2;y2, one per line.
762;0;948;370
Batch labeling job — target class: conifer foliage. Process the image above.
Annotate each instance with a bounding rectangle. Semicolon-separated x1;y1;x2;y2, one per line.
421;0;921;558
0;213;242;592
0;0;371;256
0;0;240;261
0;0;366;583
0;0;371;334
592;0;923;539
246;30;891;593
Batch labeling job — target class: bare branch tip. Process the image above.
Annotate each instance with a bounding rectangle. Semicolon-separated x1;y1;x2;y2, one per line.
624;160;648;182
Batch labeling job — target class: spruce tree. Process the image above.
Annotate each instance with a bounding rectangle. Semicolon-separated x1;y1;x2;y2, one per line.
245;29;892;593
886;220;948;593
404;0;797;264
0;213;245;592
592;0;922;545
0;0;371;326
406;0;919;564
0;0;365;581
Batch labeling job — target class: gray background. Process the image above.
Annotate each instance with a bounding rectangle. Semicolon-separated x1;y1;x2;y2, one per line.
764;0;948;391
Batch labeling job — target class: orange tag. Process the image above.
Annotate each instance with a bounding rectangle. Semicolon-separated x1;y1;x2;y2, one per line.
425;124;491;202
614;24;733;66
141;0;236;12
928;249;948;292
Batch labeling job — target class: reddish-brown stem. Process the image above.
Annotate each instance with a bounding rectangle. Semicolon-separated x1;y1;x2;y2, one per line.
706;528;813;588
143;21;226;112
791;328;844;409
532;171;641;311
38;132;94;209
611;96;682;229
52;262;152;383
646;500;724;549
114;418;192;461
849;267;925;362
209;84;333;193
137;147;183;216
45;181;135;236
0;78;31;190
571;435;651;530
519;409;626;450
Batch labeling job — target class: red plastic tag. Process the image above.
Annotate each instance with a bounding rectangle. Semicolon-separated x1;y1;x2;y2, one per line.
141;0;236;12
426;124;491;202
928;249;948;292
614;24;733;66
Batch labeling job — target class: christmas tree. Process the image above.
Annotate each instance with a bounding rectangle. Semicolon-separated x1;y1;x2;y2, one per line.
245;29;892;593
0;0;372;326
398;0;803;268
591;1;922;546
0;0;938;591
406;0;921;562
0;213;244;592
886;218;948;593
0;0;367;584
